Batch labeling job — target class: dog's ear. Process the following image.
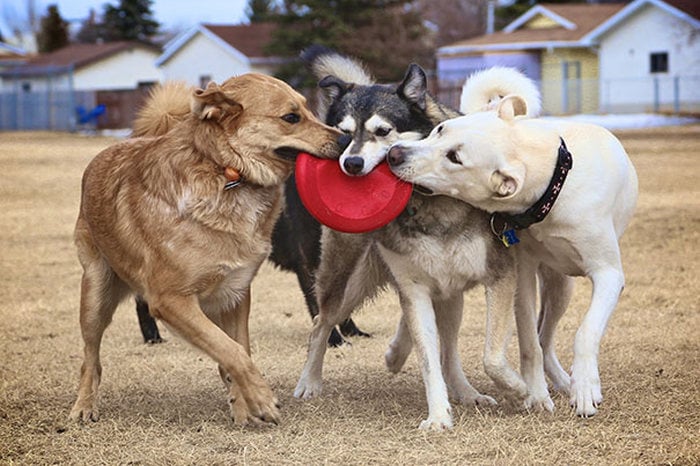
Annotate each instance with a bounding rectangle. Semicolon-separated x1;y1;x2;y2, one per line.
397;63;427;111
496;95;528;121
490;167;523;198
191;82;243;121
319;75;351;102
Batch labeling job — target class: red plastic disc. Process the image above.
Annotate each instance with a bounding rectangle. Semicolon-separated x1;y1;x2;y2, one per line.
295;153;412;233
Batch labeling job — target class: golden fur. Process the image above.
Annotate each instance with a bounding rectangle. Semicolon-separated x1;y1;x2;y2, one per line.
70;73;345;426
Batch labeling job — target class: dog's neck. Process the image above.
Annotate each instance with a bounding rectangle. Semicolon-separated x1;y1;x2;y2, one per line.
491;138;572;245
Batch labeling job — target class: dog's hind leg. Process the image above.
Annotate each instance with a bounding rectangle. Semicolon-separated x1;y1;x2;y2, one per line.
513;253;554;412
135;296;163;344
436;293;496;407
70;244;129;422
385;314;412;373
295;235;384;399
537;265;573;394
571;261;625;417
483;272;542;408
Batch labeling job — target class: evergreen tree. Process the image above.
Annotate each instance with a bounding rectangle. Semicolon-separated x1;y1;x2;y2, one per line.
266;0;433;85
76;9;101;44
101;0;159;42
37;4;69;53
246;0;278;23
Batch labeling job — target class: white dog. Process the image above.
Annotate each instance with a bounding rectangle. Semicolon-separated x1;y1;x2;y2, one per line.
387;95;638;417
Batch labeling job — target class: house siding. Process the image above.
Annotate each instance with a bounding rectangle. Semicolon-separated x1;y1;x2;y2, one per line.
597;4;700;113
540;48;599;114
74;48;161;91
159;33;249;85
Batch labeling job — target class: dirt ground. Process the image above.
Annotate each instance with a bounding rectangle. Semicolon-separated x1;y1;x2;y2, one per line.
0;126;698;465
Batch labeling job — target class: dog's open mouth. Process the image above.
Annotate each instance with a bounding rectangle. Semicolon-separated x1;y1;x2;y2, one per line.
414;184;434;195
274;146;303;161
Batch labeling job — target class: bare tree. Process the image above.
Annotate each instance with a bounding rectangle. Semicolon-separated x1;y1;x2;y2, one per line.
2;0;41;51
418;0;488;47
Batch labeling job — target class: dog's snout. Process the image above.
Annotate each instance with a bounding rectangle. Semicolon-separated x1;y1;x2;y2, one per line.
343;156;365;175
387;145;406;167
337;133;352;152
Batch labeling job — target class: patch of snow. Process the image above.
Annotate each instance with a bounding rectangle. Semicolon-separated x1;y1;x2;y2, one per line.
542;113;699;130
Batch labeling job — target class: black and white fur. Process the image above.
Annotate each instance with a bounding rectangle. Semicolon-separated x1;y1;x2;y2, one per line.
294;47;556;430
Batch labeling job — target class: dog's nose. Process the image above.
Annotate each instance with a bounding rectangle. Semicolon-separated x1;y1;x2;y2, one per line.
337;133;352;152
387;145;406;167
343;156;364;175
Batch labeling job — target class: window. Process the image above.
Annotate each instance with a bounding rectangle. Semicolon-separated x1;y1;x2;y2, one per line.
650;52;668;73
199;75;212;88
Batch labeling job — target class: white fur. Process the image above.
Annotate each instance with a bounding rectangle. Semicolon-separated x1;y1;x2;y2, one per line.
460;67;542;117
296;66;552;430
388;96;638;417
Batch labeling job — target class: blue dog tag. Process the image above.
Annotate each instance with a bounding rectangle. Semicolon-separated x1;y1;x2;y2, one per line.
500;229;520;247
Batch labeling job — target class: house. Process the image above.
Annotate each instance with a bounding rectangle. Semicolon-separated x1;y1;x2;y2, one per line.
1;41;162;130
0;41;27;72
156;23;284;86
437;0;700;115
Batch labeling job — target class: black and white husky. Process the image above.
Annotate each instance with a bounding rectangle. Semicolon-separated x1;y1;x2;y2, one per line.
294;47;560;430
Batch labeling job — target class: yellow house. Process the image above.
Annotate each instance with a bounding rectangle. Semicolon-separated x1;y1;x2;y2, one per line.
437;3;626;114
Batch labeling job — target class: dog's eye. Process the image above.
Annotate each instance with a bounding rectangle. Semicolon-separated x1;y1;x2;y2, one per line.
375;127;391;137
446;150;461;165
436;125;443;134
282;113;301;124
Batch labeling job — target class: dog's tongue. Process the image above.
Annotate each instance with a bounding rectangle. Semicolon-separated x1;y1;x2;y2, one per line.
295;153;412;233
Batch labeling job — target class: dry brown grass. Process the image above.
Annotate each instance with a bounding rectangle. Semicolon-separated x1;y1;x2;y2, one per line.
0;127;698;465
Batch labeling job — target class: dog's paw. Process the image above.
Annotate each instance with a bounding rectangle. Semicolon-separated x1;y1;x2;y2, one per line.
418;413;454;431
570;359;603;417
384;344;410;374
293;378;323;399
549;372;572;395
454;390;498;407
234;380;280;426
524;393;555;413
570;379;602;417
68;401;99;423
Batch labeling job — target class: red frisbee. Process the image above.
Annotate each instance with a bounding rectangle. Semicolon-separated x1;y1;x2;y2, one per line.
295;153;412;233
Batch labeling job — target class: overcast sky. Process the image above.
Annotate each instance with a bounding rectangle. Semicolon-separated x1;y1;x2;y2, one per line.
1;0;249;37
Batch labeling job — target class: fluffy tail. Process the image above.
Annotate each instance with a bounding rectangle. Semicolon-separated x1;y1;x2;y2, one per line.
460;67;541;117
301;45;374;85
301;45;374;119
132;81;193;138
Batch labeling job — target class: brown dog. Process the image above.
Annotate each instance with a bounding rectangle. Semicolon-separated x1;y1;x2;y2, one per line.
69;73;347;426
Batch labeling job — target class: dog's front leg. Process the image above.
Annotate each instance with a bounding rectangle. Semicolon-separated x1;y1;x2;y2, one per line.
153;295;279;426
398;286;453;431
571;265;625;417
514;253;554;412
214;288;254;422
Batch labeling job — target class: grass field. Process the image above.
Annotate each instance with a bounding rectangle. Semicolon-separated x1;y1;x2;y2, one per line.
0;127;698;465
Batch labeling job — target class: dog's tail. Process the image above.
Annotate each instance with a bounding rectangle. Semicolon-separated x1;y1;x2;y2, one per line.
460;67;542;117
302;45;374;85
301;45;374;119
132;81;193;138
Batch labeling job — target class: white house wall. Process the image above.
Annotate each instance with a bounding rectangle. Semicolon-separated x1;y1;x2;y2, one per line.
74;48;162;91
159;33;250;85
598;3;700;112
